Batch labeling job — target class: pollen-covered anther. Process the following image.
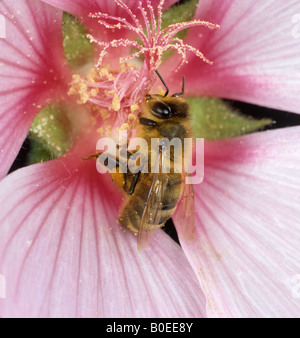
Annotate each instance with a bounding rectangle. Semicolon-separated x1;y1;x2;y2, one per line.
127;112;138;128
109;94;121;111
105;125;112;137
68;74;91;104
99;67;109;78
130;104;139;113
86;68;99;82
120;123;130;130
97;125;112;137
89;88;99;97
67;74;81;95
97;127;104;136
99;109;110;120
104;89;115;97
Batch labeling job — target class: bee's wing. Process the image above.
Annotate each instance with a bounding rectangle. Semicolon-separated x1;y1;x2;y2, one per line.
137;146;168;252
174;173;195;242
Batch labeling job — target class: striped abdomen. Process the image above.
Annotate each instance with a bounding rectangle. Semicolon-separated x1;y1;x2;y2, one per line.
119;172;182;233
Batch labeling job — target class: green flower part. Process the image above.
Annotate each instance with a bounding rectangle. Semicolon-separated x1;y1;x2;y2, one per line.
62;12;94;68
189;97;273;140
29;105;73;164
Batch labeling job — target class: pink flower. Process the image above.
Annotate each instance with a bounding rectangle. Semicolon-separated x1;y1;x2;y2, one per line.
0;0;299;318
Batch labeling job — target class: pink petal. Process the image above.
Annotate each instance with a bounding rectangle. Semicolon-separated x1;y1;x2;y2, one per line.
174;126;300;317
0;0;72;178
0;154;206;317
41;0;178;18
165;0;300;114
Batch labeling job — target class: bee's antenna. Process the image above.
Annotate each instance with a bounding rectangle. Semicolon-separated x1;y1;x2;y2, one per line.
172;76;185;97
155;69;169;97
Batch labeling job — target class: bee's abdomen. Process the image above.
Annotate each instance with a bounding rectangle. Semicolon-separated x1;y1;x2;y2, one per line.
119;195;146;233
119;174;182;233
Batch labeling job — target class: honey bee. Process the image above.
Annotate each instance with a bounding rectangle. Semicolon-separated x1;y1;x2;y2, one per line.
85;70;195;250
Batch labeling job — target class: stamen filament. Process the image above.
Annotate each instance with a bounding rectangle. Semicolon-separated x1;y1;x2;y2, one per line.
146;0;157;43
138;1;152;45
157;0;164;36
158;20;220;45
114;0;144;32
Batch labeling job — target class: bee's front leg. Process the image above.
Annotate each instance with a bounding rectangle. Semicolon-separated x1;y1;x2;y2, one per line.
82;152;101;161
83;151;126;172
100;154;127;172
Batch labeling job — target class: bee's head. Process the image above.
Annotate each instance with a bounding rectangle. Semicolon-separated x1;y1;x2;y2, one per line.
144;94;189;120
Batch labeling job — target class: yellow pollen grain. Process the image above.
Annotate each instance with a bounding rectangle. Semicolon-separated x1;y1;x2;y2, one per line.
99;67;109;78
128;113;136;123
105;126;112;137
100;109;110;120
120;62;128;72
79;82;88;94
109;94;120;111
89;88;99;97
108;74;115;81
120;123;129;130
68;74;83;96
75;81;90;104
89;106;111;120
71;74;81;84
87;68;98;82
78;93;89;105
130;104;139;113
105;89;115;97
97;127;104;136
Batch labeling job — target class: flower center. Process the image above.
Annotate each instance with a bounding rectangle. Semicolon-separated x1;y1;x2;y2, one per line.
68;62;153;134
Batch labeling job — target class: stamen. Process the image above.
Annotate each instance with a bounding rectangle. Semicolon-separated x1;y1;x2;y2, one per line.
88;0;219;72
69;0;220;130
157;0;164;35
138;1;151;43
169;38;214;66
114;0;144;32
159;20;220;44
87;35;143;68
146;0;157;39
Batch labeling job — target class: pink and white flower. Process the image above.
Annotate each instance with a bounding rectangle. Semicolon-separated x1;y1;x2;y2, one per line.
0;0;299;317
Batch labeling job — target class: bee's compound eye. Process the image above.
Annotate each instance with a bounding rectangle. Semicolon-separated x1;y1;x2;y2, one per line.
151;101;172;119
